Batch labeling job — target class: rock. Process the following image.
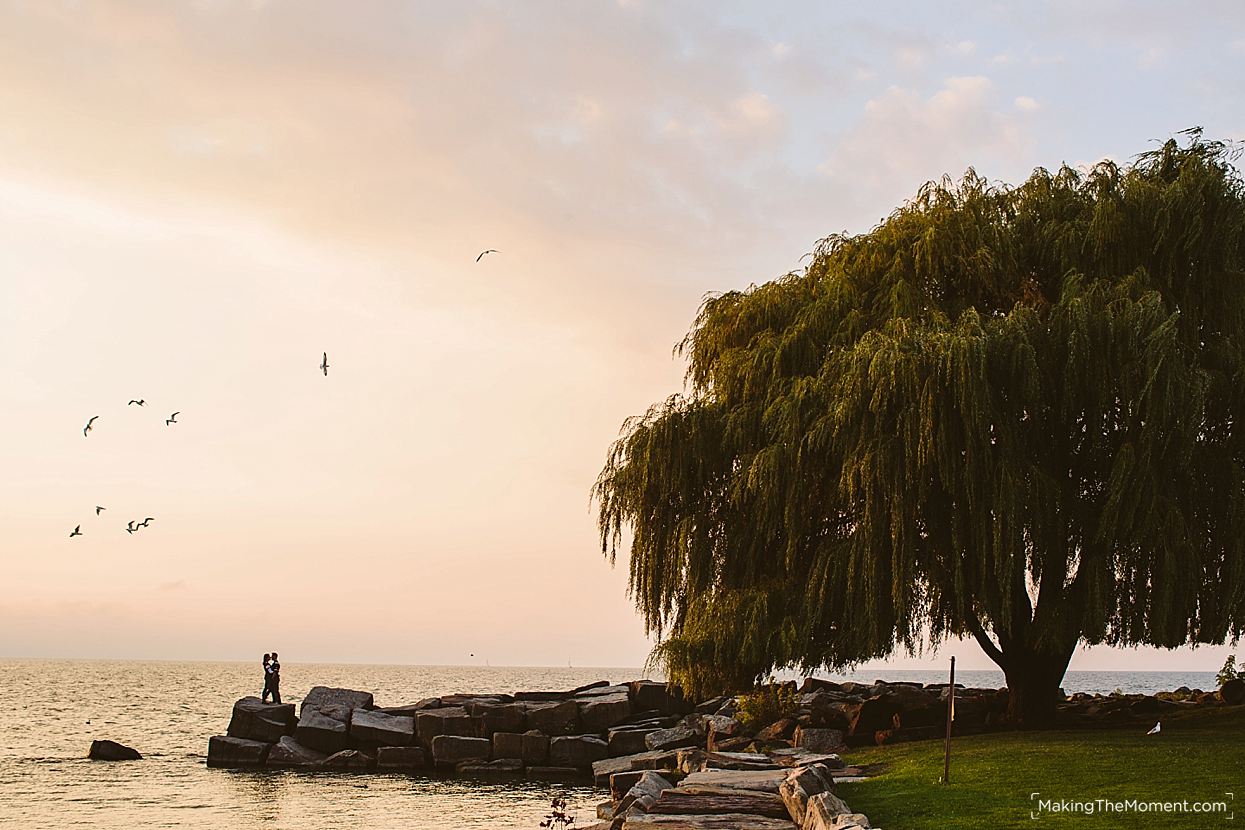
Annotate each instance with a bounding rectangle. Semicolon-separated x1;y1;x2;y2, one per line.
322;749;374;770
645;725;701;751
710;736;756;753
680;769;788;792
705;716;743;751
430;735;491;766
622;815;796;829
598;800;616;820
468;701;527;735
629;681;691;716
1220;678;1245;705
800;679;843;695
375;746;427;770
578;692;633;732
755;719;797;742
779;764;836;825
523;700;580;736
549;734;609;768
793;727;846;754
676;748;707;773
577;683;630;697
610;726;661;756
801;791;855;830
226;697;297;742
300;686;374;715
376;697;442;716
267;736;328;768
617;770;674;816
650;785;790;819
703;751;774;770
350;709;415;746
457;758;524;777
592;751;672;787
416;707;474;744
611;769;650;801
207;735;270;768
492;730;549;765
295;707;350;754
695;696;730;714
767;748;845;769
88;739;142;761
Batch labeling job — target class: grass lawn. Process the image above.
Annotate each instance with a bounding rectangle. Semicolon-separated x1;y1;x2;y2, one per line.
836;705;1244;829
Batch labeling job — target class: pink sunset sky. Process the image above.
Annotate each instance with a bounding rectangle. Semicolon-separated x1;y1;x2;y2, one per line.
1;1;1242;672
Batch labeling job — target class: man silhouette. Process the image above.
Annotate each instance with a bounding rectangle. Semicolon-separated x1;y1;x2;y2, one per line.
268;652;282;704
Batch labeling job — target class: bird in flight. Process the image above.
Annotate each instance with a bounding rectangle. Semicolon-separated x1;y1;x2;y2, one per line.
83;416;99;437
126;521;136;534
95;506;105;515
320;352;329;377
476;249;498;262
166;412;179;426
128;399;145;406
70;525;82;538
139;517;154;528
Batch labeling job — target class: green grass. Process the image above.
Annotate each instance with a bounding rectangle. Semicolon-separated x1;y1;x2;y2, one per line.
836;706;1245;829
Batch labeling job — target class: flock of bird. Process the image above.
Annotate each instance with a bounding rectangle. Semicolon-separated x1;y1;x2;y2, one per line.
71;249;499;540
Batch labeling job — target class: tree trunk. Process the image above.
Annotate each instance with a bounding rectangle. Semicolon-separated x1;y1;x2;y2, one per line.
999;646;1072;729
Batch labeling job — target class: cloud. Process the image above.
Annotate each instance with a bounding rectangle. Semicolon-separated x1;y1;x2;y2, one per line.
1014;95;1040;111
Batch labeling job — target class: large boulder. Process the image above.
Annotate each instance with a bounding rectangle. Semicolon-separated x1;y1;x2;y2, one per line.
609;726;660;756
300;686;374;715
376;746;427;770
616;770;674;818
523;700;580;735
577;692;632;733
295;706;351;754
645;725;701;752
226;697;297;742
1220;678;1245;705
467;701;527;736
267;736;327;768
706;716;743;751
350;709;415;747
549;735;609;768
88;739;141;761
430;735;491;766
207;735;270;768
416;707;474;745
629;681;691;716
492;731;549;765
793;727;847;754
376;697;442;717
648;786;790;819
801;791;859;830
779;763;836;825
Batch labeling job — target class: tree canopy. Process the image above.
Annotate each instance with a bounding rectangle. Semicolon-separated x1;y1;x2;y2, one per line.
594;131;1245;725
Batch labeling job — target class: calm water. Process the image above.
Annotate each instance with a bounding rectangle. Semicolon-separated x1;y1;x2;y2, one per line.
0;660;1221;828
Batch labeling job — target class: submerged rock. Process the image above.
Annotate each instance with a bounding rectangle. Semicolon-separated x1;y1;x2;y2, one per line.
207;735;269;768
88;739;142;761
267;736;328;768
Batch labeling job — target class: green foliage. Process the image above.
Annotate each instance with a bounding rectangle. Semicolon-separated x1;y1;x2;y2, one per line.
595;130;1245;714
839;706;1245;829
735;680;799;730
1216;654;1244;686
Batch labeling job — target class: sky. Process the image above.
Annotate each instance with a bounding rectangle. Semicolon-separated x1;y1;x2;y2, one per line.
1;0;1242;673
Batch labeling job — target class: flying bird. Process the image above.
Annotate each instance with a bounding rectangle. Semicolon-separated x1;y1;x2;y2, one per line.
320;352;329;377
139;517;154;528
476;249;498;262
95;506;105;515
126;521;136;534
83;416;99;437
166;412;179;425
128;399;145;406
69;525;82;538
1146;721;1161;735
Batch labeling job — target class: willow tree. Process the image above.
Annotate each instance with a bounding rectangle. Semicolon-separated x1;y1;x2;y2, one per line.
595;131;1245;727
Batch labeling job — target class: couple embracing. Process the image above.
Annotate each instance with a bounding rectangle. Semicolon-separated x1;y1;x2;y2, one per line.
261;652;281;704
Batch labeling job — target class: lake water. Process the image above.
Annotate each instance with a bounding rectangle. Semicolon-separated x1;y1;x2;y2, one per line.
0;660;1221;829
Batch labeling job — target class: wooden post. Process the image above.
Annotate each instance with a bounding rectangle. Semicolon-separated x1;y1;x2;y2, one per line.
942;655;955;784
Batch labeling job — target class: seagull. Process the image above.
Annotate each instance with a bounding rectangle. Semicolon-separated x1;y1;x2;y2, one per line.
69;525;82;538
166;412;179;425
95;506;105;515
320;352;329;377
139;517;154;528
1146;721;1161;735
126;521;136;534
476;249;498;262
84;416;99;437
128;399;145;406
